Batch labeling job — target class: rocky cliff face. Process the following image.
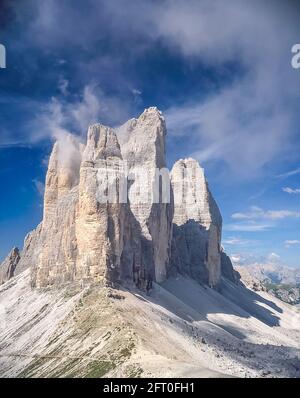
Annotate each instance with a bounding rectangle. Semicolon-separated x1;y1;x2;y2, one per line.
31;135;83;288
170;158;222;287
117;107;174;285
30;108;174;290
220;251;239;284
76;124;125;285
0;224;42;284
16;224;42;277
0;107;234;291
0;247;20;284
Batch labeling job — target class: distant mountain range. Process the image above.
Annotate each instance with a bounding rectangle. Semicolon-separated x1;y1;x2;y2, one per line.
1;108;300;378
236;263;300;286
235;263;300;305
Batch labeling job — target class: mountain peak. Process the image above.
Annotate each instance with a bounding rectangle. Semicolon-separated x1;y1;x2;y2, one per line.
1;108;233;291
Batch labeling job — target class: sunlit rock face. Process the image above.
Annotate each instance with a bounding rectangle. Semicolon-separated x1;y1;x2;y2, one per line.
16;224;42;277
0;224;42;285
75;124;126;285
117;107;174;285
32;135;83;288
170;158;222;288
1;107;235;291
30;108;173;289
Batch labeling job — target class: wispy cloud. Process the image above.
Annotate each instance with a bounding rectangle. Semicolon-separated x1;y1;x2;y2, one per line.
32;179;45;197
285;240;300;248
230;251;282;266
160;1;300;177
58;77;69;96
223;236;252;245
0;143;31;149
248;188;268;201
224;223;270;232
268;252;280;262
282;187;300;194
277;168;300;179
232;206;300;221
5;0;299;179
26;84;132;145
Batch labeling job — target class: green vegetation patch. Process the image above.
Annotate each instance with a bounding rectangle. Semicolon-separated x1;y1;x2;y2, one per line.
84;359;116;378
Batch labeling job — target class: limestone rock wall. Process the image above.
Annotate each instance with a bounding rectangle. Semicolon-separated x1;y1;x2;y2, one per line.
0;248;20;284
31;109;174;289
1;107;233;291
32;135;83;288
170;158;222;288
0;224;42;284
220;251;238;284
76;124;126;285
117;107;174;284
15;223;42;276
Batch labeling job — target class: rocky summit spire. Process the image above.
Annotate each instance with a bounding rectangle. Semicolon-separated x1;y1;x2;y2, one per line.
31;110;173;289
0;247;20;284
117;107;173;285
170;158;222;288
32;135;83;288
43;134;83;224
76;124;125;284
1;107;235;291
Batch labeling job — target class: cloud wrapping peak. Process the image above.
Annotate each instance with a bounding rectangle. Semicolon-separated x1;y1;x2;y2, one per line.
27;85;132;145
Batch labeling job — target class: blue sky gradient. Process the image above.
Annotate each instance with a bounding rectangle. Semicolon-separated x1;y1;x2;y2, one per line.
0;0;300;268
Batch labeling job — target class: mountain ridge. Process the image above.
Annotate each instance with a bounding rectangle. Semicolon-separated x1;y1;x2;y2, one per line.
1;108;300;378
0;107;235;290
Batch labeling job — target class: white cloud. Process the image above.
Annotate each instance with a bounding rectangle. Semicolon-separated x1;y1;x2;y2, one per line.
224;223;270;232
229;252;264;265
231;206;300;221
267;252;280;263
285;240;300;248
27;84;131;145
158;1;300;176
230;255;242;264
131;88;142;96
282;187;300;194
0;142;31;149
32;179;45;197
5;0;300;178
230;252;282;267
58;77;69;96
223;236;252;245
277;167;300;179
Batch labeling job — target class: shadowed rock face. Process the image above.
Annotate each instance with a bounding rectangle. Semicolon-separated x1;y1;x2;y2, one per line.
1;107;234;291
170;158;222;288
117;107;174;285
221;251;238;284
0;225;42;284
0;248;20;284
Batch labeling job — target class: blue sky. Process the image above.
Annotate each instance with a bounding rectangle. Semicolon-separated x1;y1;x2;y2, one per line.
0;0;300;268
